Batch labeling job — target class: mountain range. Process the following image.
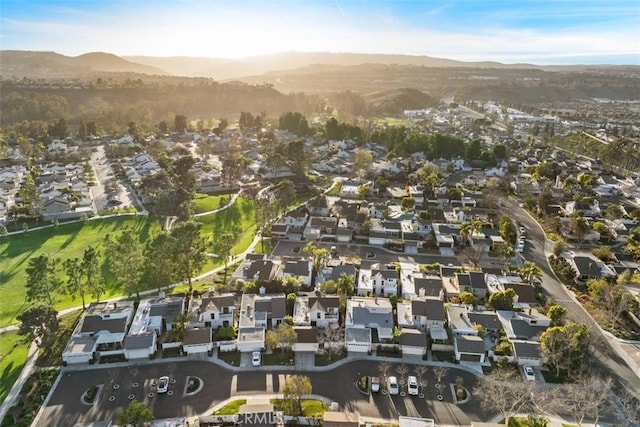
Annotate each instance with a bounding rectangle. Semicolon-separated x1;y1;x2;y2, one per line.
2;50;636;83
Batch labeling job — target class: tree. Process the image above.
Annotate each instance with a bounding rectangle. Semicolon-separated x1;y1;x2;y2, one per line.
460;292;475;305
277;322;297;352
547;304;567;327
353;149;373;178
170;221;208;293
19;174;42;221
212;230;236;285
25;254;60;305
474;372;532;426
551;376;612;426
286;139;308;178
413;365;428;392
274;179;296;213
488;288;516;311
116;400;153;427
432;366;449;386
141;231;176;290
540;322;590;377
17;303;59;352
282;375;312;416
501;245;515;270
48;118;69;139
64;257;86;309
519;261;543;284
82;246;105;302
378;361;392;383
317;326;344;360
103;231;144;298
265;330;279;352
174;114;188;133
303;242;329;287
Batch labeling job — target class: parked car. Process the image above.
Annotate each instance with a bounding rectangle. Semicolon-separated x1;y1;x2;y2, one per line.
252;351;261;366
370;376;380;393
407;375;419;395
517;242;525;253
388;376;399;395
524;365;536;381
157;376;169;393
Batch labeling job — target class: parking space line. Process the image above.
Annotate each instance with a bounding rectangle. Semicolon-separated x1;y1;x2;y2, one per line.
230;374;237;395
266;374;273;392
278;374;287;392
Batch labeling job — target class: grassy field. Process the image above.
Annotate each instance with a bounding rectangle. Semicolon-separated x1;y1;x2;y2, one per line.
196;196;256;256
192;193;236;214
0;331;30;406
0;197;257;328
0;216;161;328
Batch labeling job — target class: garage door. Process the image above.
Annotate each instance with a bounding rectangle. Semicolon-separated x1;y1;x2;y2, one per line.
460;353;482;362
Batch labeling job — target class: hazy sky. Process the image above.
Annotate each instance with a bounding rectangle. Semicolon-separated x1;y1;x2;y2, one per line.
1;0;639;65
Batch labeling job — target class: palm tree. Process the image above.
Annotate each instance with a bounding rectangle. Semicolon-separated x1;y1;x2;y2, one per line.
502;245;515;269
518;261;542;284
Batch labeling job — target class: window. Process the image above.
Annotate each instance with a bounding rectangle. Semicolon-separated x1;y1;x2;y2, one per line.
317;312;322;319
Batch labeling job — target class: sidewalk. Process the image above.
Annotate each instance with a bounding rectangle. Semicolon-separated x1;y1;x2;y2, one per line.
0;341;38;421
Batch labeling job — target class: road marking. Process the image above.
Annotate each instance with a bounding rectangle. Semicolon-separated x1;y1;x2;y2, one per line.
278;374;287;392
230;374;237;395
266;374;273;392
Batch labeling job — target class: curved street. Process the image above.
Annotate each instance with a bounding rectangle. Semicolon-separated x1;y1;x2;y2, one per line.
502;197;640;397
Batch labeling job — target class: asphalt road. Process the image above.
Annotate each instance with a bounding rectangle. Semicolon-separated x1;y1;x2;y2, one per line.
36;360;491;426
503;198;640;397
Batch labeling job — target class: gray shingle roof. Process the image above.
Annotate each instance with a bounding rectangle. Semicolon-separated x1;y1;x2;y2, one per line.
455;335;485;354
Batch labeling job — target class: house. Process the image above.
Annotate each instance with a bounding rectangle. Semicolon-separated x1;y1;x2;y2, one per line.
182;327;213;356
447;305;501;336
187;291;235;329
242;259;281;283
304;217;338;241
62;301;135;365
414;276;445;299
511;340;544;367
397;297;445;331
282;259;313;287
453;335;486;364
370;265;400;297
123;334;156;360
345;297;394;342
568;255;614;286
398;328;428;357
293;295;340;328
237;293;286;352
345;327;372;353
281;208;309;231
497;309;551;341
293;326;320;353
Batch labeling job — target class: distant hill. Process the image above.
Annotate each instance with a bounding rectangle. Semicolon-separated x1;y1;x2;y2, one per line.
0;50;168;79
124;56;230;77
364;88;439;115
198;51;541;81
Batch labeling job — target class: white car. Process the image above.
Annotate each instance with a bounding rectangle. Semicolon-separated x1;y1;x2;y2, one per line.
157;376;169;393
370;376;380;393
251;351;261;366
517;242;525;253
407;375;419;396
524;365;536;381
387;376;399;395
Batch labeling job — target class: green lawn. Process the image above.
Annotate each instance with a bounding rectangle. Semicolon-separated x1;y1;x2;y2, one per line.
1;197;257;328
0;331;30;406
213;399;247;415
196;197;256;257
0;216;161;328
192;193;236;214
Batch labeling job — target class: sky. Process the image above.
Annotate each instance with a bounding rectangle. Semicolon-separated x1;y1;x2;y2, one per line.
1;0;639;65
